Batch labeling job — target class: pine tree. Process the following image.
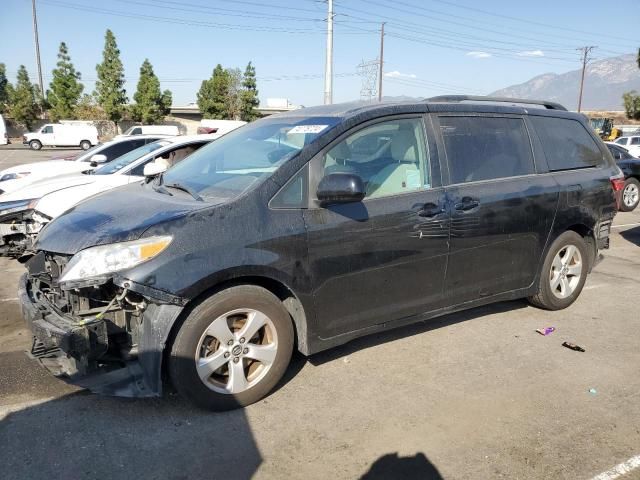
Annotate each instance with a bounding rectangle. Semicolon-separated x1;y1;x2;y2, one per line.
240;61;260;121
8;66;38;129
131;59;171;124
0;63;9;113
47;42;84;121
197;64;230;119
95;29;127;124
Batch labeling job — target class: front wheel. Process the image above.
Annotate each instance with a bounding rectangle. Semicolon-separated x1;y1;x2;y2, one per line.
29;140;42;150
620;178;640;212
79;140;92;150
169;285;294;411
528;231;589;310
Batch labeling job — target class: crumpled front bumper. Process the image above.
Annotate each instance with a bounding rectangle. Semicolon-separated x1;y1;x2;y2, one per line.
19;273;184;398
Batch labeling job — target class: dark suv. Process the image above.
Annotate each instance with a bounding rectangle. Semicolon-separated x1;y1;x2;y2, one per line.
19;96;622;410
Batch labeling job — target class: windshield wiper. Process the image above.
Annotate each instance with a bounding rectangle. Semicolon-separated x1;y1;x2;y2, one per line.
164;182;203;201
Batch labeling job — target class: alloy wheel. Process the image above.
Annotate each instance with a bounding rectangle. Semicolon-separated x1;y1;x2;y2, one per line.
549;245;582;299
623;183;639;208
194;308;278;394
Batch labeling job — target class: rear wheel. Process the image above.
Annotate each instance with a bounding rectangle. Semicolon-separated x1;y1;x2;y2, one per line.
528;231;589;310
169;285;294;411
79;140;92;150
29;140;42;150
621;178;640;212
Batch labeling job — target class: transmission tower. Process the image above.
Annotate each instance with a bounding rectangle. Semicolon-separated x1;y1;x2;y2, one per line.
357;59;379;101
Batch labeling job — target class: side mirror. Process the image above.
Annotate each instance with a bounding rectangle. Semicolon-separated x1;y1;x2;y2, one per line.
143;162;167;177
90;154;108;164
613;152;622;160
317;173;365;205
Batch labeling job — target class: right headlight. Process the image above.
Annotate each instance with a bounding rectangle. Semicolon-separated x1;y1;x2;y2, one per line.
0;198;39;217
59;235;173;285
0;172;31;182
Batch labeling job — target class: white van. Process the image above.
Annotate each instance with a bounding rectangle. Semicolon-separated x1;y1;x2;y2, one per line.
23;123;99;150
115;125;179;138
197;119;246;135
0;114;8;145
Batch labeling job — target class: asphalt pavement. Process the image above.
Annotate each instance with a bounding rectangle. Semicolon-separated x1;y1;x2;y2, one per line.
0;147;639;480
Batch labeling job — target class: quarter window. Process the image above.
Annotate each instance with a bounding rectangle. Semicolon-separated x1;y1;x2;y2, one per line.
316;118;429;200
531;116;602;170
440;116;534;184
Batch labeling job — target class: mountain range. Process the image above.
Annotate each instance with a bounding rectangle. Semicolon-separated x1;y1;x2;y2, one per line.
490;54;639;111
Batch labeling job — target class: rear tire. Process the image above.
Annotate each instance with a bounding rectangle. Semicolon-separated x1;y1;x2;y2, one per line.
169;285;294;411
528;231;589;310
80;140;92;150
29;140;42;150
620;178;640;212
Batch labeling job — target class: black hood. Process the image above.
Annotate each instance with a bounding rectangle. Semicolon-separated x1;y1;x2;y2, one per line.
36;183;210;255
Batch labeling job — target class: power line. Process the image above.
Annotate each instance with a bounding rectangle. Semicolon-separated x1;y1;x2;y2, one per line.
428;0;638;44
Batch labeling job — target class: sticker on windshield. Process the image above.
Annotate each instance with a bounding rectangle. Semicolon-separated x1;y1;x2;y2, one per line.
288;125;329;134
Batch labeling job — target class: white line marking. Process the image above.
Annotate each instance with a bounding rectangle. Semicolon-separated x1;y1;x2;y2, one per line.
584;284;605;290
0;297;18;302
612;223;640;229
590;455;640;480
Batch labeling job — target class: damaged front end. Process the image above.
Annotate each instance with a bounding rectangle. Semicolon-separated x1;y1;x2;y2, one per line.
20;252;185;397
0;209;47;258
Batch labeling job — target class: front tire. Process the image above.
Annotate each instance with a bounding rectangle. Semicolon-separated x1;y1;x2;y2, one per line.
620;178;640;212
528;231;589;310
29;140;42;150
169;285;294;411
80;140;92;150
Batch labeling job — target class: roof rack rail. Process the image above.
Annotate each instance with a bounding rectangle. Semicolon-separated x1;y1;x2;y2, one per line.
426;95;567;111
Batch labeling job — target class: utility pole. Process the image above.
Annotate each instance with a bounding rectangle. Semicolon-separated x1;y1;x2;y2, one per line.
377;22;385;102
577;46;596;112
323;0;334;105
31;0;45;116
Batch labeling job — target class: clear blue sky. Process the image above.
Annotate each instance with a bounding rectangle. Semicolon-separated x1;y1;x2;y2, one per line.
0;0;637;107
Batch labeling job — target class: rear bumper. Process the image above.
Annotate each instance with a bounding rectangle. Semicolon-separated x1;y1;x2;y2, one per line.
19;273;183;398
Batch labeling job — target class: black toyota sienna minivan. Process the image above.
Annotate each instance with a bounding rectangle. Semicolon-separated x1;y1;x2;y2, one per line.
20;96;622;410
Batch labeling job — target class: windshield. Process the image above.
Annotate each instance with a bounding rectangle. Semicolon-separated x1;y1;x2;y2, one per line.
161;116;340;201
94;140;170;175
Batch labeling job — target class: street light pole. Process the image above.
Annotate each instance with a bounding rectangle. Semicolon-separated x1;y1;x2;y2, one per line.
377;22;385;102
323;0;334;105
31;0;45;116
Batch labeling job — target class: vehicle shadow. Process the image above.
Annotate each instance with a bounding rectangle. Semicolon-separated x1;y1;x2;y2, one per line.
360;452;443;479
309;299;528;366
0;387;262;480
619;225;640;247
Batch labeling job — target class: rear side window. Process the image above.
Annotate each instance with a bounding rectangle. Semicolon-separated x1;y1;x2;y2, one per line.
440;116;534;184
531;116;602;171
631;137;640;145
102;139;146;161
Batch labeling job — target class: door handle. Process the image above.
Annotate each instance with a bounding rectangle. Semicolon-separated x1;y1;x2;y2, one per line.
418;203;445;217
454;197;480;211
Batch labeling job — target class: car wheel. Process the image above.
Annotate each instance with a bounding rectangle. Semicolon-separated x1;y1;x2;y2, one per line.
80;140;92;150
528;231;589;310
620;178;640;212
29;140;42;150
169;285;294;411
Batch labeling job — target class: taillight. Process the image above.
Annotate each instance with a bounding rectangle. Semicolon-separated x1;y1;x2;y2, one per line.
610;174;625;209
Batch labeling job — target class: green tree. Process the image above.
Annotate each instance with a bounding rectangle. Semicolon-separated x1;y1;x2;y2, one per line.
623;91;640;120
8;66;38;129
95;29;127;124
197;64;230;119
0;63;9;113
240;61;260;121
225;67;242;120
130;59;171;124
47;42;84;121
75;93;106;120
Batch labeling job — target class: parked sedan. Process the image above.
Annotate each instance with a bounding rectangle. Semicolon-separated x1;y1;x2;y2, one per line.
606;142;640;211
0;135;166;195
0;135;213;257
